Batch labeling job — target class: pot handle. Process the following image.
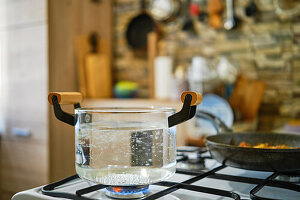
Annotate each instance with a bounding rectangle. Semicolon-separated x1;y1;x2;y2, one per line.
168;91;203;128
48;92;82;105
180;91;203;106
48;92;82;126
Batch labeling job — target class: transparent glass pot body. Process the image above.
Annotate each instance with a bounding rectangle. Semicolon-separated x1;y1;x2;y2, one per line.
74;107;176;186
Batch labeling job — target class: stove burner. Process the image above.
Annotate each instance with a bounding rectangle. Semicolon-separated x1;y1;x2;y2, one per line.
105;185;149;199
177;157;205;171
176;146;206;171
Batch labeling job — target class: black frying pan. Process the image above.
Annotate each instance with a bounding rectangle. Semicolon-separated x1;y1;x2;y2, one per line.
126;0;156;51
206;132;300;172
198;111;300;172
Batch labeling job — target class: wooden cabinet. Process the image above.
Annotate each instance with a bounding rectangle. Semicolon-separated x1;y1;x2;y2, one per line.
0;140;48;192
0;0;113;199
0;0;48;198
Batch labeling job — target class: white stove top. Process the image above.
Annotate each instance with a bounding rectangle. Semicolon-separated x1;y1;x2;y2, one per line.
12;157;300;200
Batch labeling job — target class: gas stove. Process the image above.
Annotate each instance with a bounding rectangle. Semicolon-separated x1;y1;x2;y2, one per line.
12;147;300;200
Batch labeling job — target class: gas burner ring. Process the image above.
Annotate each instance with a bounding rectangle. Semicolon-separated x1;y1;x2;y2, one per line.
177;146;207;154
106;185;149;199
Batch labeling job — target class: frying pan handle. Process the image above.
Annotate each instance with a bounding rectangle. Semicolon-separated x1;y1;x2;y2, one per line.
141;0;146;10
168;91;203;127
196;111;232;133
48;92;82;126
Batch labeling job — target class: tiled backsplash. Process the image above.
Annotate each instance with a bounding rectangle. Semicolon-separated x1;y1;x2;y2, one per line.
113;0;300;130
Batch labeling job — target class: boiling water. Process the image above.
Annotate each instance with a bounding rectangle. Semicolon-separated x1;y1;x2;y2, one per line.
76;163;176;185
75;123;176;185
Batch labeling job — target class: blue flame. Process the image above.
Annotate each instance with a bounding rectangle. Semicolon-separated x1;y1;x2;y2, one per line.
106;186;149;195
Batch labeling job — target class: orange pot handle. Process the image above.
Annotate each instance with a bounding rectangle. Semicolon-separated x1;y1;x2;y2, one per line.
181;91;203;106
48;92;82;105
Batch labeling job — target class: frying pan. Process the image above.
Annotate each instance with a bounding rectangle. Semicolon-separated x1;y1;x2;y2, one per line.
199;111;300;172
126;0;156;51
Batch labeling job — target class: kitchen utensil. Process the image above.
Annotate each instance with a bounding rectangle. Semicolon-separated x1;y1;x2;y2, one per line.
48;91;203;185
182;0;196;34
189;2;200;17
85;33;112;98
207;0;223;14
207;0;224;29
245;0;257;17
201;111;300;172
126;0;156;51
148;0;181;23
75;34;112;98
207;132;300;172
224;0;236;30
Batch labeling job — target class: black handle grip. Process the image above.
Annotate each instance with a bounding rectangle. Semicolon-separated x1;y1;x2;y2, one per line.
168;94;197;128
51;95;80;126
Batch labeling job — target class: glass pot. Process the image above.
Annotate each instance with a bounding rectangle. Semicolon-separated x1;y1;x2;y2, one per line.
48;91;202;186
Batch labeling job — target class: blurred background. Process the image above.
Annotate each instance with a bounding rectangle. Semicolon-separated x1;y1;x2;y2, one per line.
0;0;299;199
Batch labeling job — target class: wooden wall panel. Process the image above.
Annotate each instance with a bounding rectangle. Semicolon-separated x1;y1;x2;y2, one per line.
48;0;113;181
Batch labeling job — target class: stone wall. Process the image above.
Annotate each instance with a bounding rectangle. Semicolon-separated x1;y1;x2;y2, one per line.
113;0;300;131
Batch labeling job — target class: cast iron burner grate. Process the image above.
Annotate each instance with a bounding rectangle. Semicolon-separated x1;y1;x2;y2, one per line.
41;147;300;200
41;166;300;200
